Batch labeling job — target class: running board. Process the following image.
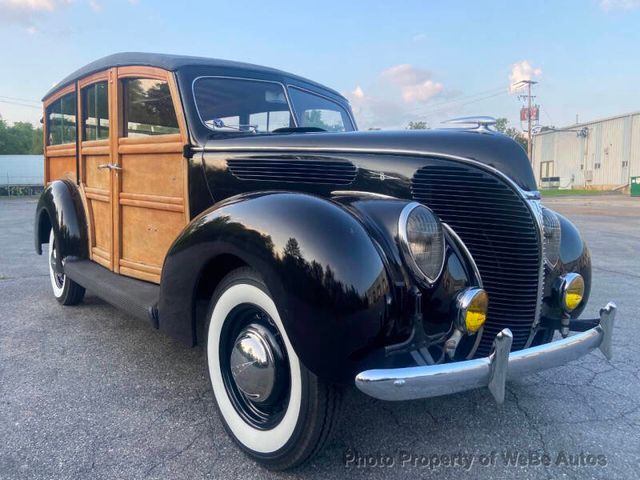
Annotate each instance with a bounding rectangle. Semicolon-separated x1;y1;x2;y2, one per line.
64;259;159;327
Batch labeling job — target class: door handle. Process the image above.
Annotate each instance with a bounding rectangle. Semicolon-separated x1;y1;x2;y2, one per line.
97;163;122;171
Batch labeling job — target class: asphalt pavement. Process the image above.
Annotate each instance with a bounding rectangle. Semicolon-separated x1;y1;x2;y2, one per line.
1;195;638;479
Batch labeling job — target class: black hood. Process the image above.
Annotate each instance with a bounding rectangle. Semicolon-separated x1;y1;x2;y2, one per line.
202;129;537;191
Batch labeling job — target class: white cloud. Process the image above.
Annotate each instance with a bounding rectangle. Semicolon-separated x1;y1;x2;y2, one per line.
599;0;640;10
89;0;101;12
412;33;427;42
382;64;444;103
509;60;542;93
3;0;56;10
352;85;365;99
345;65;446;129
0;0;71;25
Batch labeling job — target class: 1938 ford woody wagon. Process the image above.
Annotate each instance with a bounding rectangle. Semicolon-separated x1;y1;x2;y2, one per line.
35;53;616;469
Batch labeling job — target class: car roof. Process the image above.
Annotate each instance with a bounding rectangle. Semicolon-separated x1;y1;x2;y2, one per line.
43;52;345;101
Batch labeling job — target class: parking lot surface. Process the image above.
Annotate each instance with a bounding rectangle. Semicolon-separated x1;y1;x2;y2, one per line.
1;195;639;479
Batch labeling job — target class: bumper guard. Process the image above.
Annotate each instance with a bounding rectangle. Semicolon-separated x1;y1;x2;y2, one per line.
355;302;616;403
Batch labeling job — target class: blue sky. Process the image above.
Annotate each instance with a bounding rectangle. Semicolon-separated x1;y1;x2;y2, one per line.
1;0;640;130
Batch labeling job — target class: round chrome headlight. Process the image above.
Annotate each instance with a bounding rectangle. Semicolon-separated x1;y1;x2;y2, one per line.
542;207;561;268
398;203;445;286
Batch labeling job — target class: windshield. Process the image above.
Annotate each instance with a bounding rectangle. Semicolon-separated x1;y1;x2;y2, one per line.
193;77;295;133
193;77;355;134
288;86;355;132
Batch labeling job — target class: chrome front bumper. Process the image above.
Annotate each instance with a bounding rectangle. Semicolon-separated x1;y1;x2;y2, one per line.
355;302;616;404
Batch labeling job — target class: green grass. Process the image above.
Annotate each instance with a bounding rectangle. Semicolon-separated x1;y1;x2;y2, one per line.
541;189;618;197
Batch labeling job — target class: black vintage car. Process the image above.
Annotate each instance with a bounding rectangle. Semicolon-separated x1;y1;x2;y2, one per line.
35;53;615;470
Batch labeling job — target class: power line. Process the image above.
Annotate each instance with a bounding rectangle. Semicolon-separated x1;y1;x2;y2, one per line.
407;85;507;114
0;99;42;110
0;95;40;105
420;90;509;117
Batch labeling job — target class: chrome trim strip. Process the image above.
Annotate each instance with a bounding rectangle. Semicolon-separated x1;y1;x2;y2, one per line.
397;202;446;287
355;302;616;403
442;223;483;288
191;75;299;131
198;145;536;198
442;223;485;359
524;198;546;347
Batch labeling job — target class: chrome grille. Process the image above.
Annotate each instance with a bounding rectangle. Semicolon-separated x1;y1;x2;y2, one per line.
227;156;357;185
411;163;542;356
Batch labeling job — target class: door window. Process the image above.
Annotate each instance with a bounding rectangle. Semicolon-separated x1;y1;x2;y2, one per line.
123;78;179;137
82;81;109;141
288;86;354;132
46;92;77;145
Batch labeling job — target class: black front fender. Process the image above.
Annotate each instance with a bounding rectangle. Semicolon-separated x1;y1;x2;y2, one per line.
158;191;390;383
542;212;592;320
34;180;88;263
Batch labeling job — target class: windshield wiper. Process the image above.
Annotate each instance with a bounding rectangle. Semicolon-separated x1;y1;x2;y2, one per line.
205;118;258;133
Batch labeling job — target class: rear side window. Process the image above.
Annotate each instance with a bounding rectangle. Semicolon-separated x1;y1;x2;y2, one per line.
82;81;109;141
123;78;179;137
47;92;77;145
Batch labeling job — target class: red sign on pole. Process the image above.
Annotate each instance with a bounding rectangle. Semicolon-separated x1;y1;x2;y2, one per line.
520;106;540;122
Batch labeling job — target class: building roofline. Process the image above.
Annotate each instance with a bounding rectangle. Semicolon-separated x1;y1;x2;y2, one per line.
535;110;640;136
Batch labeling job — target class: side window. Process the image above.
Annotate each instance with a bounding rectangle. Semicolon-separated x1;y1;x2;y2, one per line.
287;87;354;132
82;81;109;141
47;92;77;145
123;78;179;137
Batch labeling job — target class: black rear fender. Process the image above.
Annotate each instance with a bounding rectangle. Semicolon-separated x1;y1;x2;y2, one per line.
34;180;88;264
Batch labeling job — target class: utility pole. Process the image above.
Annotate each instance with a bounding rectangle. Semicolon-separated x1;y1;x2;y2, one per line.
514;80;538;163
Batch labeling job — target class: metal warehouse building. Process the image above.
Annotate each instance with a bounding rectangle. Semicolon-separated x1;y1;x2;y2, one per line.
531;111;640;190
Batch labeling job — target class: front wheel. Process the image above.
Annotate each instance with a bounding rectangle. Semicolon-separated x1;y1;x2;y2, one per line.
48;229;85;305
205;268;340;470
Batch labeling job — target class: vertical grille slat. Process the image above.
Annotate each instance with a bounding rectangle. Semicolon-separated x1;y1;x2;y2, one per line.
412;164;541;356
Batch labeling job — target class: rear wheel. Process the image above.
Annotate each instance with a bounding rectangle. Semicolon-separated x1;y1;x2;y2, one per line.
48;229;85;306
205;268;340;470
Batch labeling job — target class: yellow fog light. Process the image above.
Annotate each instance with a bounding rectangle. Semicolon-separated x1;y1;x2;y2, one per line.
456;288;489;334
560;273;585;312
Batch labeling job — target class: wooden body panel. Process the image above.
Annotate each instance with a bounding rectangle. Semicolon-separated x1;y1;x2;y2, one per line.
117;139;186;283
81;140;112;269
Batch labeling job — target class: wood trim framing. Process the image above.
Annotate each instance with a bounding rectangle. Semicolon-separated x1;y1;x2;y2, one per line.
45;63;191;284
43;82;75;108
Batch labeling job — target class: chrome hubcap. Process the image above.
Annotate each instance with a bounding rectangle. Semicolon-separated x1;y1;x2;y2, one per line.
229;324;283;404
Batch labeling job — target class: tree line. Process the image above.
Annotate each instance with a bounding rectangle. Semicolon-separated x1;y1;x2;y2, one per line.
0;116;43;154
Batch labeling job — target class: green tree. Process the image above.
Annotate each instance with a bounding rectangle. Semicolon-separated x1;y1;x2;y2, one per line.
0;115;43;154
407;121;429;130
494;117;527;152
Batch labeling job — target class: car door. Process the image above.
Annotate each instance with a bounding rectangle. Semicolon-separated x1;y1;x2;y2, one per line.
114;67;190;283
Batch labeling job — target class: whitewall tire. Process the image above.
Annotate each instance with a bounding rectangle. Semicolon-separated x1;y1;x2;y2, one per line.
205;268;340;470
47;228;85;305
